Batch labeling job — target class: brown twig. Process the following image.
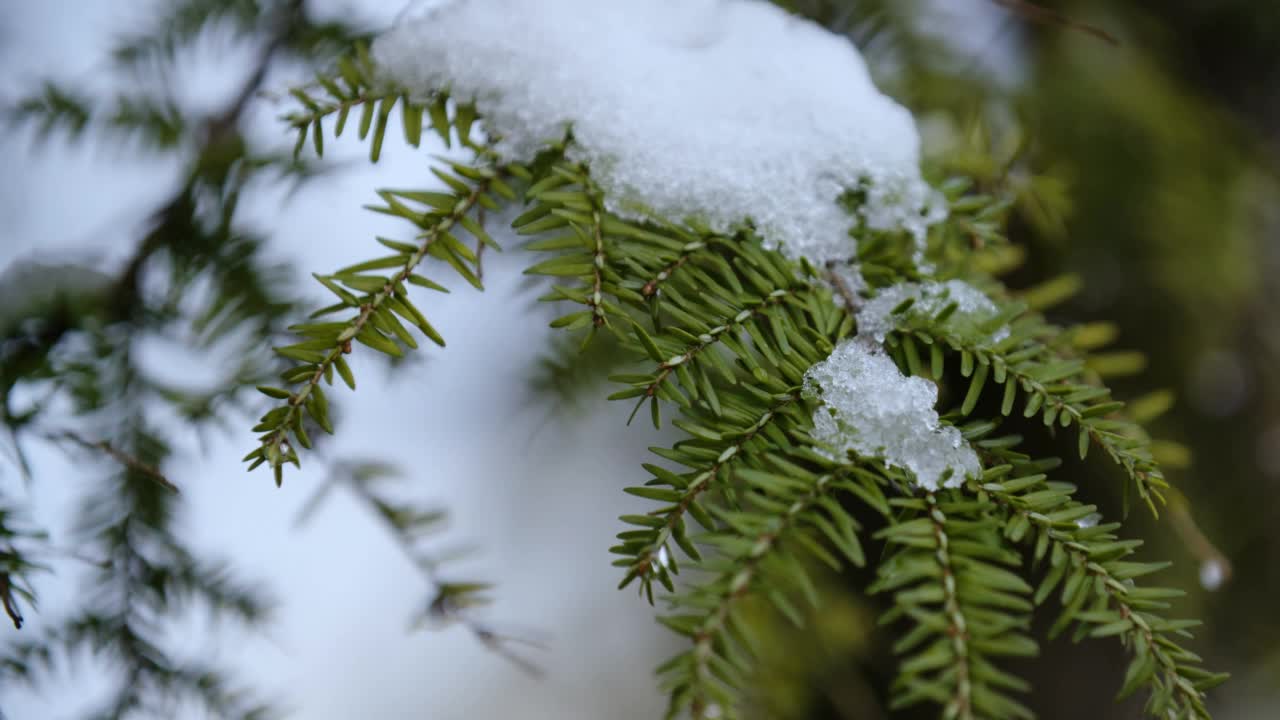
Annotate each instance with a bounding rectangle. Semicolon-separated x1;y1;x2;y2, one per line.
990;0;1120;46
51;430;178;493
825;263;862;311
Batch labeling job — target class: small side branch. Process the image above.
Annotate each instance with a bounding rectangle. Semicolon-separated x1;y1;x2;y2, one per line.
642;249;696;298
298;466;545;678
640;286;803;402
990;0;1119;46
625;393;799;590
49;429;178;493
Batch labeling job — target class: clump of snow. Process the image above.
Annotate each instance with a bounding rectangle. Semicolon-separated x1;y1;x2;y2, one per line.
374;0;944;266
804;338;980;491
855;279;1006;343
807;280;1005;490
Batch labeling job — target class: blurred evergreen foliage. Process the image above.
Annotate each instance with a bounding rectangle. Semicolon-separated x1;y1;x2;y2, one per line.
0;1;371;717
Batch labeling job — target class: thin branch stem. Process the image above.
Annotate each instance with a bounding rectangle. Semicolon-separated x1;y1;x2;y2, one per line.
627;392;799;587
926;492;974;720
825;262;862;311
588;207;608;327
989;0;1119;46
642;245;700;298
47;429;178;493
642;286;804;400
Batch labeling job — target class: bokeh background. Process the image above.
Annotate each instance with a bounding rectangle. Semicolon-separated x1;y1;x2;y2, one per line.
1;1;1277;718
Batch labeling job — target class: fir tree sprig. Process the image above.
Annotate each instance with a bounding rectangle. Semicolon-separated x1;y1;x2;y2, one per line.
973;459;1225;717
245;157;515;484
519;161;625;336
281;44;484;162
260;53;1225;720
885;297;1170;513
657;455;890;720
871;485;1038;720
613;389;802;599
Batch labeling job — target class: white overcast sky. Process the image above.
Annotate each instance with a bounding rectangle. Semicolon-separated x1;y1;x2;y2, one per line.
0;2;676;718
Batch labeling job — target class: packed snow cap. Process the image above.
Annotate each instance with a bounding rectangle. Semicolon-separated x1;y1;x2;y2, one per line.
855;279;1007;343
374;0;944;266
805;339;979;491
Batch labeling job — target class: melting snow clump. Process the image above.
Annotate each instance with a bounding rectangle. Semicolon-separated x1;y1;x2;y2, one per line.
856;279;1006;343
374;0;944;266
804;339;980;491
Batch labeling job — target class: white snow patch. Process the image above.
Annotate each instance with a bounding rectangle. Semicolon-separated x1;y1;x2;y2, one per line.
855;279;1006;343
806;280;1004;490
1199;558;1227;592
804;338;980;491
374;0;944;266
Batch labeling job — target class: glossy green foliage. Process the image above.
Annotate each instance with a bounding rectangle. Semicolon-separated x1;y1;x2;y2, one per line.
245;155;514;485
246;39;1222;720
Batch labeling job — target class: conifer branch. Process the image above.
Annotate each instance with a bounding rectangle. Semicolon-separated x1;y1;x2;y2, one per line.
896;310;1169;512
46;429;178;493
296;462;545;678
873;481;1036;720
657;457;887;720
616;391;801;595
679;471;837;720
243;22;1227;719
247;163;507;484
636;286;805;408
522;159;640;334
926;491;975;720
977;473;1223;717
642;245;700;298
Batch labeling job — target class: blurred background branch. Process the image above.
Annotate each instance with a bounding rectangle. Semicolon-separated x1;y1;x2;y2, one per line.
1;0;1277;718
